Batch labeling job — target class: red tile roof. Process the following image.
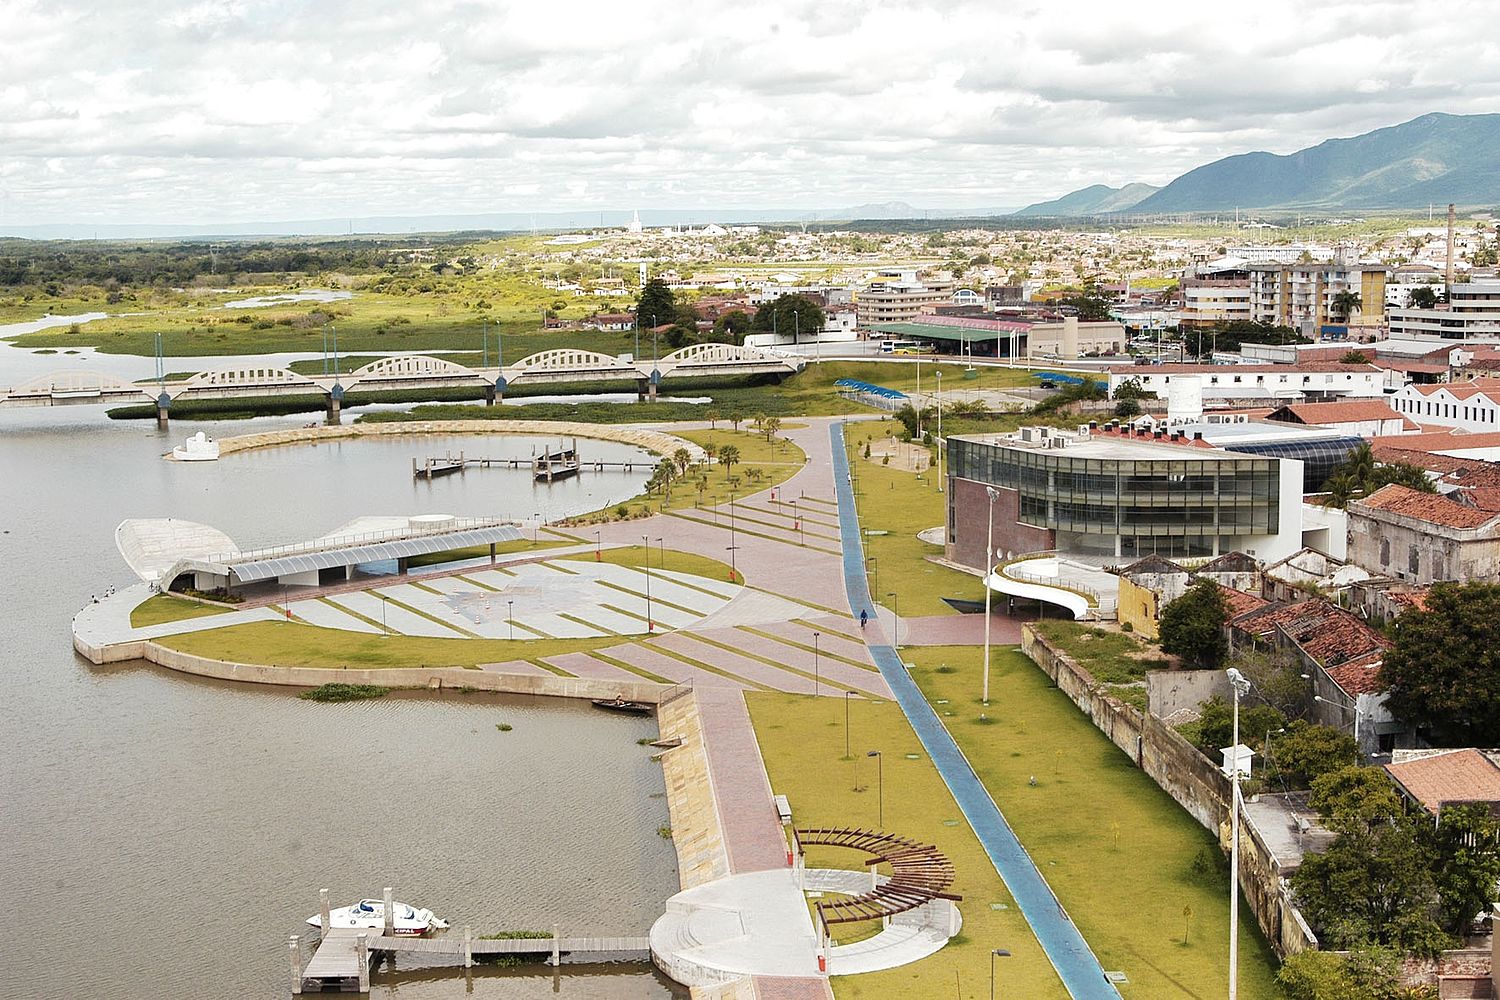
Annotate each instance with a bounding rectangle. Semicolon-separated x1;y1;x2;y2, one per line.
1270;400;1408;427
1371;429;1500;454
1326;653;1386;696
1385;750;1500;815
1216;584;1269;619
1353;483;1499;529
1106;362;1384;375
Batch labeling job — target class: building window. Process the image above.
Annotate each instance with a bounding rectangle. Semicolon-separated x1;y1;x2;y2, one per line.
1380;538;1390;566
1409;545;1420;576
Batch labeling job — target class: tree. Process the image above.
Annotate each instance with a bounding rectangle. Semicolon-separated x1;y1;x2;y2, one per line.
1332;289;1362;323
727;411;744;431
673;447;693;476
1113;377;1151;401
1277;950;1361;1000
1159;578;1228;668
1057;292;1112;321
634;278;675;332
1227;646;1310;721
1380;582;1500;745
762;416;782;442
1265;721;1358;790
1191;696;1286;757
1291;812;1446;953
714;309;753;343
750;293;826;341
1407;285;1439;309
1321;442;1436;508
1430;803;1500;936
705;408;720;430
1340;349;1371;364
1113;397;1142;418
717;444;740;478
1309;765;1402;825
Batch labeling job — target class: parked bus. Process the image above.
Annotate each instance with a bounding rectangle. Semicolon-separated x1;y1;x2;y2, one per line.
879;339;922;355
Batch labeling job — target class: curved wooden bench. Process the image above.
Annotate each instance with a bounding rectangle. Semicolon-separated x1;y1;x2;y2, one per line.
793;826;961;931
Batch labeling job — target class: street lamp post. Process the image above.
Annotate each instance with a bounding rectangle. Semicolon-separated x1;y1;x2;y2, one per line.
1226;667;1252;1000
642;534;653;631
507;599;515;640
728;492;738;582
656;536;665;571
1314;694;1362;746
379;594;388;634
811;631;820;697
886;591;900;648
867;750;883;828
983;486;999;707
594;529;602;561
935;371;944;493
844;690;855;759
990;948;1012;1000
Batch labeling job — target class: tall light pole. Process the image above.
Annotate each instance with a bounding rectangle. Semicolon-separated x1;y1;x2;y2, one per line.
728;491;738;582
594;529;602;562
1226;667;1251;1000
844;690;855;759
655;536;665;571
1314;694;1362;748
886;591;900;648
983;486;999;707
935;370;944;492
867;750;883;828
990;948;1012;1000
811;631;821;697
507;599;515;640
642;534;653;632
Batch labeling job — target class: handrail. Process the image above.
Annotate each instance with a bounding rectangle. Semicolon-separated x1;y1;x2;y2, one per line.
201;517;513;565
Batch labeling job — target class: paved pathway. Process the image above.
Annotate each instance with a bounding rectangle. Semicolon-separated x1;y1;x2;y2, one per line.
829;421;1121;1000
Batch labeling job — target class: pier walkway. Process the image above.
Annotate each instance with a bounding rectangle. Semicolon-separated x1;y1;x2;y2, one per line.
829;421;1122;1000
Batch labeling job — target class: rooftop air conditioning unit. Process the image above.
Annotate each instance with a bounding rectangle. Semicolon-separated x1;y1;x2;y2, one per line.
1049;436;1069;449
1020;427;1035;443
1077;424;1091;438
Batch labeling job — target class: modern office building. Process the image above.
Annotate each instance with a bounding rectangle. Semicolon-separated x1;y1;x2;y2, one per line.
945;425;1305;566
855;269;956;323
1388;281;1500;341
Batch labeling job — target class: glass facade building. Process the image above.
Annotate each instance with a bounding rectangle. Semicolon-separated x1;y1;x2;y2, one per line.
949;436;1282;559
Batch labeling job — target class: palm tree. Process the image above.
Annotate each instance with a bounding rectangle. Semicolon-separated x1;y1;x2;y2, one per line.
718;444;740;479
1332;289;1362;323
705;408;721;430
673;447;692;475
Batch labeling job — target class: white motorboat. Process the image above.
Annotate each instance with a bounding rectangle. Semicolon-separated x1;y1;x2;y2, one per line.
306;898;448;936
171;431;220;462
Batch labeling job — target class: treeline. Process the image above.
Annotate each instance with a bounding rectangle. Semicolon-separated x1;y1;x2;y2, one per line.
0;238;447;288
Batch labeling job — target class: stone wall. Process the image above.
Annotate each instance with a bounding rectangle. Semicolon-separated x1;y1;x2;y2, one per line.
137;642;671;702
656;690;732;890
1022;624;1317;958
1146;668;1232;724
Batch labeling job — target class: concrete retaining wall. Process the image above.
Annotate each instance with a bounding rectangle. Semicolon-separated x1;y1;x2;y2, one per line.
1022;624;1317;958
202;419;703;462
132;642;670;702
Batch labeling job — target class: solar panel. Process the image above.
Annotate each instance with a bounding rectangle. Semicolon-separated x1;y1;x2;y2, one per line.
228;525;524;583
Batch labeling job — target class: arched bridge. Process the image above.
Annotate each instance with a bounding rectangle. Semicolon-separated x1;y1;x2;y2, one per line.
0;346;805;420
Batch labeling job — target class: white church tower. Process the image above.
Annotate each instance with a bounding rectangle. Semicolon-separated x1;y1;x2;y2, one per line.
628;210;643;234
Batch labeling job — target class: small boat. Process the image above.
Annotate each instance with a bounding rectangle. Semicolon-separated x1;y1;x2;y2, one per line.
171;431;219;462
307;899;448;936
592;696;653;715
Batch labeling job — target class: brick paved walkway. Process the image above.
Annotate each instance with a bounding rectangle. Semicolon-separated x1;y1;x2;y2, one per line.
694;687;789;875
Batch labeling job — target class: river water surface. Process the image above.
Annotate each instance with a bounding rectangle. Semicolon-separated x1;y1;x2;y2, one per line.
0;400;687;999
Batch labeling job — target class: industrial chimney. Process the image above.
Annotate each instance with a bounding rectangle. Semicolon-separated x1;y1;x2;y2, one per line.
1446;203;1457;294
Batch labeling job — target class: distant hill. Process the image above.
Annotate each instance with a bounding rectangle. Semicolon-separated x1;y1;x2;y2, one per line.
1133;112;1500;212
1013;183;1160;217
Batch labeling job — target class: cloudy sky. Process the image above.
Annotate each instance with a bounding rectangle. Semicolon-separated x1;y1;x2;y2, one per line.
2;0;1497;227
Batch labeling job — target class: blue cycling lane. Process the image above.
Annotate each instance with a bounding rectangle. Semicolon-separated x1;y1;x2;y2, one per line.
829;421;1121;1000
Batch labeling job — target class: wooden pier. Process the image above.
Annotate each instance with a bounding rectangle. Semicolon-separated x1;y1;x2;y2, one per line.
411;442;648;484
290;888;652;994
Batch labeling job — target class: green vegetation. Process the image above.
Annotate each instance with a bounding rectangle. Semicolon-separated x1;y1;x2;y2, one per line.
129;594;233;628
155;619;626;668
560;544;737;583
745;690;1070;1000
910;645;1283;998
1159;578;1228;668
843;420;985;617
1029;620;1170;684
1277;946;1435;1000
1321;441;1435;508
299;683;389;702
475;928;552;967
1380;581;1500;745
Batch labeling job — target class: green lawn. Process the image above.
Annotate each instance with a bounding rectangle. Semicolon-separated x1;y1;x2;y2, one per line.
841;420;984;617
154;619;626;668
1029;620;1172;684
909;645;1284;999
559;543;738;582
129;594;234;628
745;691;1071;1000
670;427;807;511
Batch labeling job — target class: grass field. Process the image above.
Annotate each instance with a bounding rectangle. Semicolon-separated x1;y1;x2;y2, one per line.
154;619;625;668
404;536;572;568
559;543;737;582
129;595;234;628
745;690;1071;1000
840;419;986;617
909;644;1285;999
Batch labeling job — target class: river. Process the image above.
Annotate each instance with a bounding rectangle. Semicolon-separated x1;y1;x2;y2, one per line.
0;400;687;999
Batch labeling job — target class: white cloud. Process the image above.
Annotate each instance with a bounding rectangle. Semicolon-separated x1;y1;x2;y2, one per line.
0;0;1495;225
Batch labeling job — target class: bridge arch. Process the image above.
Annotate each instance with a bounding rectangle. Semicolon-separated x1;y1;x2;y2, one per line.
506;349;640;383
173;365;320;394
342;355;485;392
8;369;143;397
660;342;784;366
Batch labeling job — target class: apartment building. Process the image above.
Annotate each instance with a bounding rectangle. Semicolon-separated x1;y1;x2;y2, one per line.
1388;281;1500;341
1180;278;1253;329
1247;257;1388;332
855;269;956;323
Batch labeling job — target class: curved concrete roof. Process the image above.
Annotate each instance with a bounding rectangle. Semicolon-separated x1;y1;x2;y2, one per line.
115;518;239;583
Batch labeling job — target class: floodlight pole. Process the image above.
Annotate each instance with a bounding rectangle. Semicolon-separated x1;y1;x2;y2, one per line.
936;370;944;492
983;486;998;706
811;631;820;697
1226;667;1251;1000
642;534;653;631
867;750;883;827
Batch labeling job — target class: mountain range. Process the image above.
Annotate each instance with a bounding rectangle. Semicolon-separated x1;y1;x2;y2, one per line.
1015;112;1500;216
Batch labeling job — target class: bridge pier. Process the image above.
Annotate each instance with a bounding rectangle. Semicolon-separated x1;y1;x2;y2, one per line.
325;393;341;424
155;392;171;430
484;385;497;407
636;378;648;402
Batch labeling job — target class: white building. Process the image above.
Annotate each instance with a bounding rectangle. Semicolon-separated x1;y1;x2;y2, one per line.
1107;364;1388;405
1388;281;1500;341
1390;378;1500;432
